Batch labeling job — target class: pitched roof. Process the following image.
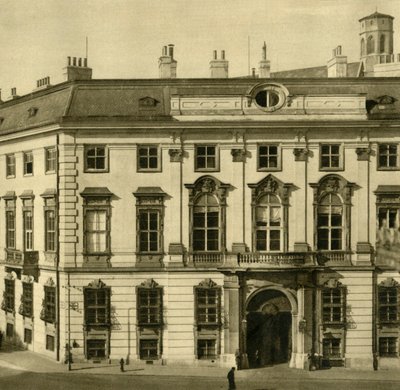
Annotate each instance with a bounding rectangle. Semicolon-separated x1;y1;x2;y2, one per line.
359;12;394;22
271;62;361;78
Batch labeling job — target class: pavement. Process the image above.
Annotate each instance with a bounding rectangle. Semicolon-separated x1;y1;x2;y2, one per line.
1;342;400;382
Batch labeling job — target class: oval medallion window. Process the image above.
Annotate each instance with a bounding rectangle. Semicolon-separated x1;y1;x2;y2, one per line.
255;90;280;108
250;84;288;112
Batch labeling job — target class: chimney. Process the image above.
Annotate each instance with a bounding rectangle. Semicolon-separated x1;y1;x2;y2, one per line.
159;44;177;78
259;42;271;78
35;76;51;91
210;50;229;78
9;87;19;100
63;56;92;81
327;45;347;77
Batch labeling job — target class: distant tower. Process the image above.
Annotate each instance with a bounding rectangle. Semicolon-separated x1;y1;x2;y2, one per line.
359;11;394;75
259;42;271;78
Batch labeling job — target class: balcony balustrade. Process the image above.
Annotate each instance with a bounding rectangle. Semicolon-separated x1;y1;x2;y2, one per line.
4;249;39;276
238;252;306;267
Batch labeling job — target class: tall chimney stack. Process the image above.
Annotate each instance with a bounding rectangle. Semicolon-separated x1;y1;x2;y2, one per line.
159;44;177;78
259;42;271;78
210;50;229;78
327;45;347;77
63;56;92;81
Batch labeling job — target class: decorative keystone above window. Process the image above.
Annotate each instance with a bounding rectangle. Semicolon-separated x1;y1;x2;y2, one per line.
185;176;230;206
197;278;218;289
87;278;107;289
356;147;372;161
379;278;399;288
246;83;289;112
231;148;246;162
139;96;159;108
248;174;292;205
168;148;183;162
139;278;160;289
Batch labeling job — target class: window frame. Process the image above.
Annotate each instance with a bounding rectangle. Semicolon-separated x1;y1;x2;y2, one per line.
257;144;281;171
20;282;33;318
46;335;55;351
377;143;400;170
137;287;163;326
378;286;399;325
23;151;34;176
84;145;108;173
24;328;32;344
41;286;56;323
45;147;57;174
23;210;34;251
137;145;161;172
194;145;219;172
84;287;111;327
379;337;398;357
6;154;16;178
319;143;343;171
42;192;57;253
322;286;346;325
3;278;15;313
137;209;162;254
195;287;221;326
197;339;217;360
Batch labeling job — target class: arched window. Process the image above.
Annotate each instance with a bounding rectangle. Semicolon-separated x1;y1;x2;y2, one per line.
193;194;220;251
317;193;343;250
367;35;375;54
255;194;282;251
360;38;366;56
380;34;386;53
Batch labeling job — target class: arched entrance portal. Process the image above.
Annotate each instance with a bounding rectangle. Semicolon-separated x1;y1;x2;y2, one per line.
246;289;292;368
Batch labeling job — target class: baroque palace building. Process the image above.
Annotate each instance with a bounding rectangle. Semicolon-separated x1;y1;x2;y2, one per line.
1;11;400;371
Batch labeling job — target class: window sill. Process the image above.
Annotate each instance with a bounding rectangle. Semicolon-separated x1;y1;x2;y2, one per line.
45;170;56;175
257;167;281;172
377;167;400;171
23;173;34;177
6;175;15;179
319;167;344;172
137;169;162;173
84;169;109;174
194;168;220;173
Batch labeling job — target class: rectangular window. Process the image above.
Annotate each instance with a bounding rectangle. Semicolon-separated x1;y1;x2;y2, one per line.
322;338;341;358
378;144;399;169
6;323;14;338
23;151;33;175
137;145;160;171
21;282;33;317
87;339;106;359
85;210;107;253
45;147;57;173
23;210;33;251
46;335;55;351
84;288;110;326
139;339;158;360
6;154;15;177
197;339;216;359
85;146;107;172
258;145;280;170
379;337;398;357
196;288;219;325
322;287;345;324
195;145;218;171
138;288;162;325
45;210;56;252
6;211;15;249
139;211;160;253
3;279;15;312
24;328;32;344
320;144;342;170
378;287;398;323
42;286;56;323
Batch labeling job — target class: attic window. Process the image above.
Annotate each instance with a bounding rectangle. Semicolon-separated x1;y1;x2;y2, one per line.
250;84;288;112
28;107;38;117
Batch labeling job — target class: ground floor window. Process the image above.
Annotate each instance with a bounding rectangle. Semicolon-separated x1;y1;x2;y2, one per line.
6;323;13;337
197;339;216;359
139;339;158;360
322;338;341;359
379;337;398;357
24;328;32;344
46;335;55;351
87;339;106;359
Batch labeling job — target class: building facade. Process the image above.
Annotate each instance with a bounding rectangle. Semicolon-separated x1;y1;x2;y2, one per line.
1;11;400;371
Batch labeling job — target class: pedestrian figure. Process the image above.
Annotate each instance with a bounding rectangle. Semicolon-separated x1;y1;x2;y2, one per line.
227;367;236;389
120;358;125;372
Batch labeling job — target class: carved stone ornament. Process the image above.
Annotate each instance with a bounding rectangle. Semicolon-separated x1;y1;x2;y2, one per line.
138;96;159;108
376;95;397;105
248;174;292;205
355;147;371;161
139;278;160;289
293;148;309;162
28;107;38;117
168;148;183;162
321;177;340;193
231;148;246;162
22;275;34;284
4;272;16;281
323;279;343;288
87;279;107;289
379;278;399;288
45;277;56;287
198;278;218;288
185;176;230;205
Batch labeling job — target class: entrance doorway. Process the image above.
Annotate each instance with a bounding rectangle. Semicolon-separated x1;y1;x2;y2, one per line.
246;289;292;368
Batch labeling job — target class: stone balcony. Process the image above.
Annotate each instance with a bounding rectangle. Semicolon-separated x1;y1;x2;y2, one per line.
4;249;39;279
237;252;308;268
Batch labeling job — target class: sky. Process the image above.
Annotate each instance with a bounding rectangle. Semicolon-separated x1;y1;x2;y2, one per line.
0;0;399;96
